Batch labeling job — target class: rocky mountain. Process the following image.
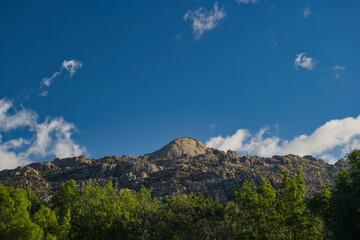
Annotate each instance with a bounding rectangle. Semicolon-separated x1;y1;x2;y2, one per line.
0;137;349;203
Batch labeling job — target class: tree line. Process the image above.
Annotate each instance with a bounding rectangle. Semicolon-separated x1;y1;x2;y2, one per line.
1;150;360;240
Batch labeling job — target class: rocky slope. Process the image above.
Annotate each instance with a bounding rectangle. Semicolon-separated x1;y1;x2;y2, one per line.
0;137;348;203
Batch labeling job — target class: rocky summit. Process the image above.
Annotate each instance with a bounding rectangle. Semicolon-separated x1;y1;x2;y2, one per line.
148;137;207;159
0;137;349;203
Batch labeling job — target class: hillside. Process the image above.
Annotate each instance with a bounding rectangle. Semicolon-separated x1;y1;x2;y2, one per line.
0;137;348;203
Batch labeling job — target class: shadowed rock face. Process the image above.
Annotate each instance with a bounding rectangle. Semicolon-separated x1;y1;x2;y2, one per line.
148;137;207;159
0;137;349;203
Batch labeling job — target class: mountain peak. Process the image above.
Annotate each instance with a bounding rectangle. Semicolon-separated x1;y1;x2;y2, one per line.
148;137;207;159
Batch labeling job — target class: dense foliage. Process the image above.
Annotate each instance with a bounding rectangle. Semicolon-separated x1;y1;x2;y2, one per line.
1;150;359;240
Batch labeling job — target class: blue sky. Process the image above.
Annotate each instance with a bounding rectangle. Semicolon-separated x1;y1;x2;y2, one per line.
1;0;360;169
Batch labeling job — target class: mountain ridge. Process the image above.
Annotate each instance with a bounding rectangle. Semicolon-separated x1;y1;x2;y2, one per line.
0;137;348;203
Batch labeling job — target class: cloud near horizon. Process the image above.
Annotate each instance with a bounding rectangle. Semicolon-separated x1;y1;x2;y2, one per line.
206;115;360;164
294;53;317;71
184;3;226;39
0;98;86;170
40;59;83;96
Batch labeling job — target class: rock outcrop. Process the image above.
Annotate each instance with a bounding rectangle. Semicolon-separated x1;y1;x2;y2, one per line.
148;137;207;159
0;137;348;203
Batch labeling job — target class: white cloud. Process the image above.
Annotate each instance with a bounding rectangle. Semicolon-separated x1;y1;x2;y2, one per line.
62;59;83;78
184;3;226;39
0;98;37;132
332;65;346;71
40;59;83;96
236;0;258;4
25;117;85;159
41;71;61;88
294;53;317;71
332;65;346;79
0;98;86;170
206;115;360;164
0;140;30;171
303;7;312;18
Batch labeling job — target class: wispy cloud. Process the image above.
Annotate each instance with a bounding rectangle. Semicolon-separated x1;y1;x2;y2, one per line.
332;65;346;79
206;115;360;164
62;59;83;78
40;90;48;97
184;3;226;39
303;7;312;18
294;53;317;71
40;59;83;96
0;98;86;170
265;1;277;14
236;0;258;4
269;29;277;51
175;33;183;40
41;71;61;88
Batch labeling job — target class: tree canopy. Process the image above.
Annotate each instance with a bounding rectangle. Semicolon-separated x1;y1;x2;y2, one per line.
0;150;359;239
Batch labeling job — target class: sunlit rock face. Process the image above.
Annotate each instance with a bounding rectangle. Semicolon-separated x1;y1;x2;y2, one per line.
148;137;207;159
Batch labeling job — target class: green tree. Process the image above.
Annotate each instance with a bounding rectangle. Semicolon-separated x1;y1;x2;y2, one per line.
51;180;80;239
307;184;332;239
232;171;324;240
0;184;44;240
276;171;323;239
158;193;224;240
232;178;278;239
328;149;360;239
68;180;124;239
33;204;59;240
61;180;160;240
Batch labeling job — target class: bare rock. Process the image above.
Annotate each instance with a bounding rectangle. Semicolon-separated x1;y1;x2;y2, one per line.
148;137;207;159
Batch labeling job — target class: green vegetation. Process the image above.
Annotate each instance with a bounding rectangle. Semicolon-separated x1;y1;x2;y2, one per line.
1;150;359;239
308;149;360;240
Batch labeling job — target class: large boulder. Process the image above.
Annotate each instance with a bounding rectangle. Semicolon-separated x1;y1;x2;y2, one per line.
148;137;207;159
